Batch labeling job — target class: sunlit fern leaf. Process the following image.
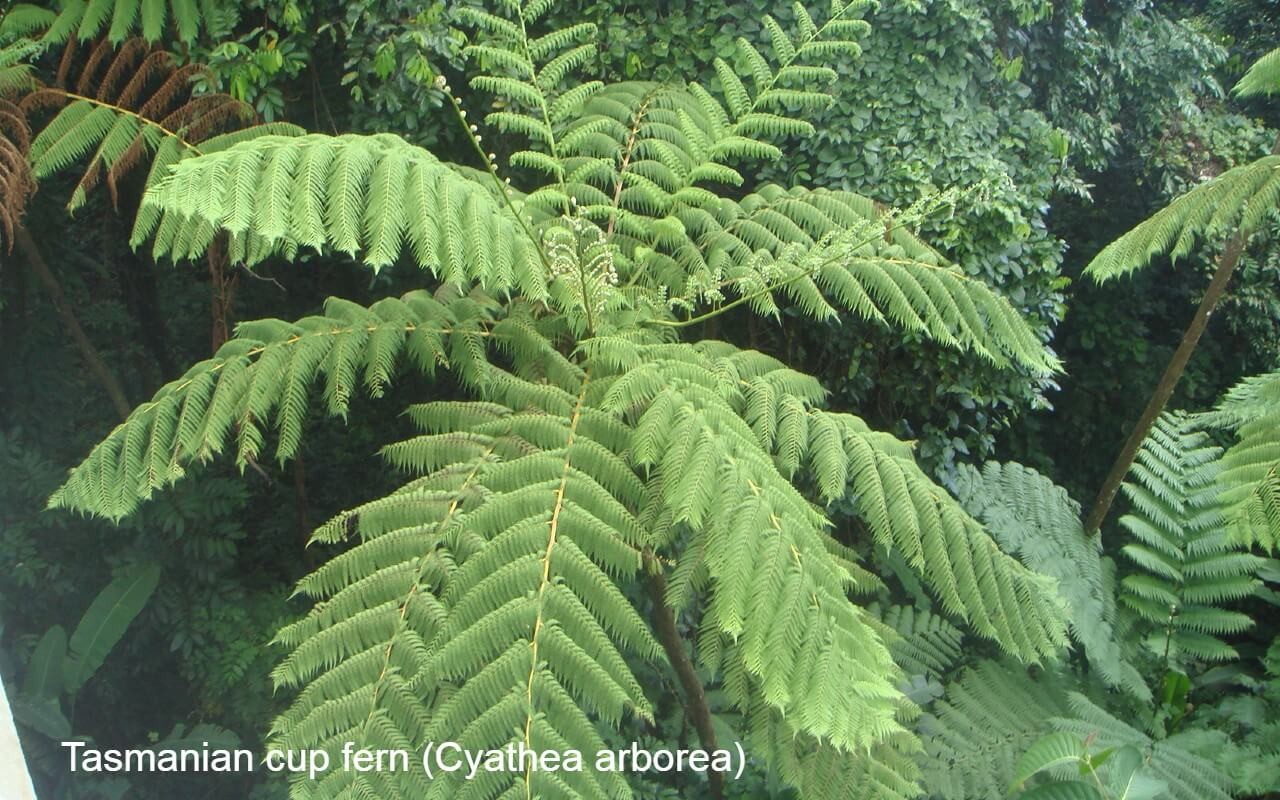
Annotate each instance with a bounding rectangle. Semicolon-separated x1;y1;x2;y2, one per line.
953;461;1148;700
1084;155;1280;282
807;411;1068;663
1197;368;1280;552
1118;412;1263;663
48;290;500;521
1;0;222;45
740;689;923;800
138;133;548;298
1235;46;1280;98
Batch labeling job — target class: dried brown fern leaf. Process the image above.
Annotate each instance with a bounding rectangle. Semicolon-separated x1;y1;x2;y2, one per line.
0;97;36;251
19;37;263;211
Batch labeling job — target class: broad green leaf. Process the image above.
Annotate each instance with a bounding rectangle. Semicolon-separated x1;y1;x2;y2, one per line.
63;563;161;692
22;625;66;700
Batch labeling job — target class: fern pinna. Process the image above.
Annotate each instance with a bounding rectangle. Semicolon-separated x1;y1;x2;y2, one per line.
45;1;1073;797
1118;413;1262;664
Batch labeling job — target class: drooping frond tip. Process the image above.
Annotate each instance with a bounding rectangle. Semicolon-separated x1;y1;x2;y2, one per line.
1084;155;1280;282
1234;46;1280;98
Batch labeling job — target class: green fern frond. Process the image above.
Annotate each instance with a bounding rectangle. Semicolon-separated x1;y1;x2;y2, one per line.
274;368;660;800
1234;46;1280;98
954;462;1148;700
1053;693;1233;800
871;603;964;680
1118;412;1263;663
918;660;1070;800
3;0;219;45
138;133;546;297
1084;155;1280;282
48;291;499;520
1198;368;1280;552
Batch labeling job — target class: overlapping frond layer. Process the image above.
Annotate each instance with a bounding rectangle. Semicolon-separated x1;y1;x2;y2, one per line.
49;290;500;520
592;336;1063;692
918;660;1069;800
1084;155;1280;282
812;412;1068;662
1053;693;1233;800
14;37;300;214
1235;46;1280;98
1118;413;1262;663
138;133;546;296
871;603;964;681
602;349;907;752
954;462;1147;700
1198;369;1280;552
273;367;660;800
742;693;923;800
554;83;1056;373
0;0;218;45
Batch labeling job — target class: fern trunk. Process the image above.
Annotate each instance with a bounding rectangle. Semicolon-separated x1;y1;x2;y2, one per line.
1084;233;1245;535
15;226;130;421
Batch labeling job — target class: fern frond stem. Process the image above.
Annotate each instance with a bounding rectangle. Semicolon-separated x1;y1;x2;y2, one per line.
59;89;202;155
523;370;592;798
15;225;131;419
605;89;659;242
643;554;725;800
1084;233;1247;537
439;86;553;276
514;2;569;217
359;445;498;744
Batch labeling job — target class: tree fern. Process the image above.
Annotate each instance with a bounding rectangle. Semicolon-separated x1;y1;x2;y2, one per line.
44;3;1081;796
1083;154;1280;282
954;461;1147;700
1117;412;1262;664
1198;368;1280;552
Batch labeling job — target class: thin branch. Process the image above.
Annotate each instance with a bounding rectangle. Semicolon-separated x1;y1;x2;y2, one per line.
644;554;724;800
16;225;131;420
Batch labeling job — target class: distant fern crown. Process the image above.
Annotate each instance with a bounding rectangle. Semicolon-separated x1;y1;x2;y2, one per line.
40;1;1073;797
